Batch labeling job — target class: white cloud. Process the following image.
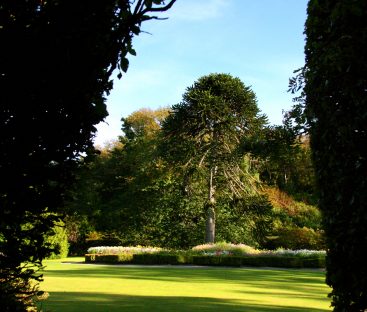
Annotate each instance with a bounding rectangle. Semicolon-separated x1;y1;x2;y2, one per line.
169;0;231;21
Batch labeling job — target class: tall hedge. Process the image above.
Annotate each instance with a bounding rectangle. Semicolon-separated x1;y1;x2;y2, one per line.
304;0;367;310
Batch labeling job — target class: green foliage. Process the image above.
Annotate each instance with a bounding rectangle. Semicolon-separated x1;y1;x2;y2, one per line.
65;106;317;255
192;255;324;269
266;187;321;228
161;74;266;165
161;73;268;243
0;272;40;312
84;245;326;268
247;126;317;204
215;195;273;247
65;215;96;256
84;253;325;268
132;253;184;265
65;105;272;250
304;0;367;310
64;108;207;249
286;67;308;136
85;253;134;264
45;221;69;259
274;201;321;230
268;227;325;251
85;250;189;265
264;187;324;250
121;108;169;141
65;113;318;254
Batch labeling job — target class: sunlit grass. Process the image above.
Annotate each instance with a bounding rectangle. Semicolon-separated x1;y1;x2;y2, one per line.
39;257;331;311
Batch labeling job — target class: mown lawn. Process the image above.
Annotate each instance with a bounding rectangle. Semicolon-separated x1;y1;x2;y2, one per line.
39;257;331;312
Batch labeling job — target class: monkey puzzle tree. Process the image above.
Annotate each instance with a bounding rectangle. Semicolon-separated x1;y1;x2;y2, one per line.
161;73;267;243
0;1;175;310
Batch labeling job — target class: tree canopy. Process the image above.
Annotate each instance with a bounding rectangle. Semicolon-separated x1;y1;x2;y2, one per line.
65;105;280;250
161;73;269;243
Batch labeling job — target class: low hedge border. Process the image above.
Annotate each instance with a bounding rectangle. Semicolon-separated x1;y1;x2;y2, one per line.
85;253;325;268
85;253;134;264
191;255;325;268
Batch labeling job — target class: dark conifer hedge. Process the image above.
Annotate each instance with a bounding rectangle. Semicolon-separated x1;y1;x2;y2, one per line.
304;0;367;310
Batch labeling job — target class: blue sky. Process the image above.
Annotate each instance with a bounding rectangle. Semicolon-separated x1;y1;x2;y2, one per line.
94;0;308;146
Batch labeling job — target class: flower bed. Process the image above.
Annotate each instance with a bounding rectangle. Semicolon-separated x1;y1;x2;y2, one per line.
192;242;260;256
85;243;326;268
87;246;162;255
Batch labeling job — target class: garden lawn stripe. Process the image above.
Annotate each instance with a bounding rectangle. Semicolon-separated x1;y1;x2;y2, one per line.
39;258;331;312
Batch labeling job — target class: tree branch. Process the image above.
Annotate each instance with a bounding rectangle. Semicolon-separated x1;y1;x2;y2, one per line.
141;0;177;14
133;0;144;15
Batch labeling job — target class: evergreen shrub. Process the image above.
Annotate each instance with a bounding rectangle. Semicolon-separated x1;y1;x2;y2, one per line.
85;253;133;264
45;222;69;259
132;254;182;265
304;0;367;309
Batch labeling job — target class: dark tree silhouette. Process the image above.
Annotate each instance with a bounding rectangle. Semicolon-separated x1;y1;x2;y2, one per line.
0;1;175;310
304;0;367;310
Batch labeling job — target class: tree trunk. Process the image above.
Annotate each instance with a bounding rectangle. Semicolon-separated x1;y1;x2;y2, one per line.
205;167;216;243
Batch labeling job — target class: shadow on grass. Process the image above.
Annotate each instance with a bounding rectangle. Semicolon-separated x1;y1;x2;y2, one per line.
41;292;329;312
41;263;331;311
45;266;326;294
46;264;325;285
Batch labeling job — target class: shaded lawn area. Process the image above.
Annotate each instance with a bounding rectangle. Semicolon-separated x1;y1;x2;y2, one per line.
39;257;331;312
